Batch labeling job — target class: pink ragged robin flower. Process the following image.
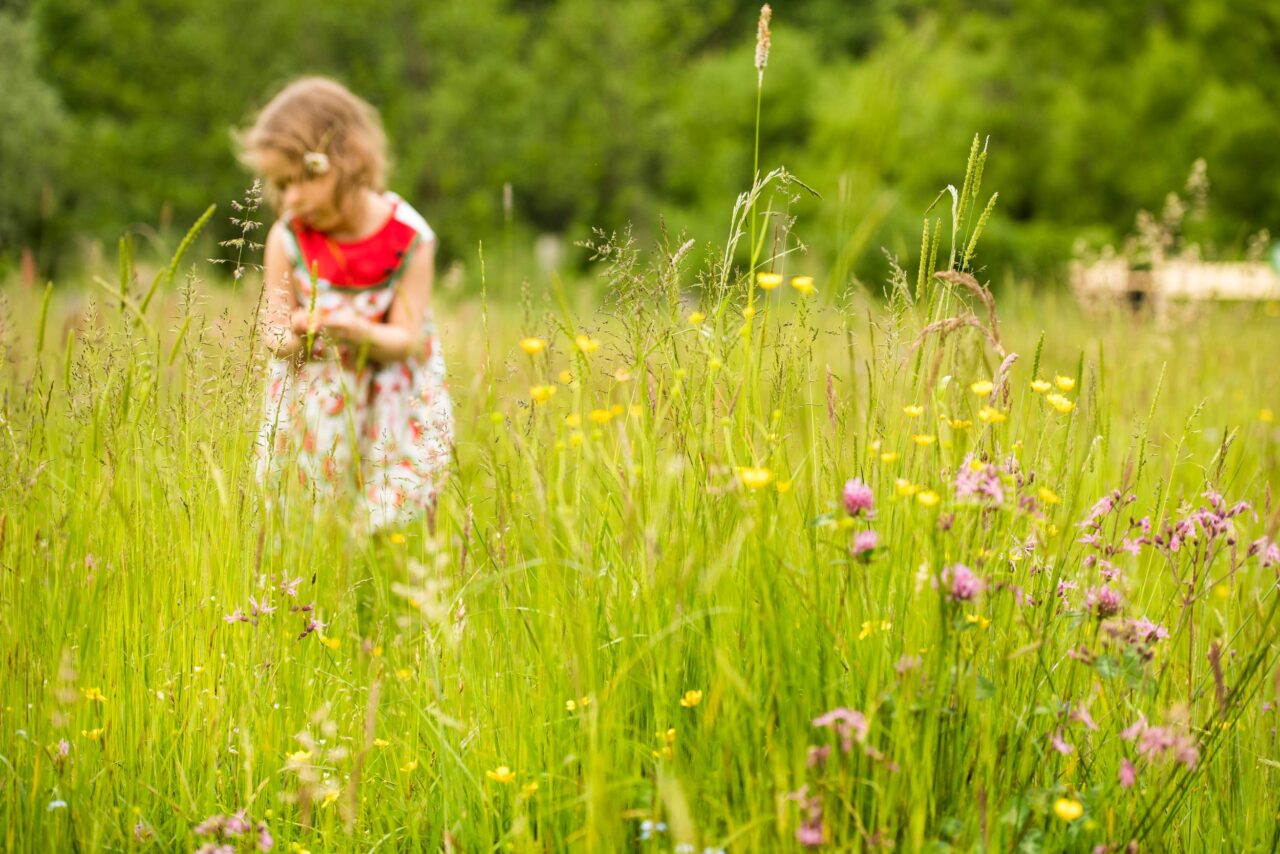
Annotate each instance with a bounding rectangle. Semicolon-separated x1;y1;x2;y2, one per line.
1085;585;1122;619
1119;758;1137;789
945;563;983;602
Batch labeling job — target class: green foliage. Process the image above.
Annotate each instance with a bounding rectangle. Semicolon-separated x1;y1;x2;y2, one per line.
15;0;1280;282
0;11;67;257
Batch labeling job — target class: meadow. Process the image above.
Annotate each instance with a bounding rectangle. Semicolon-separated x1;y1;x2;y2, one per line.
3;137;1280;854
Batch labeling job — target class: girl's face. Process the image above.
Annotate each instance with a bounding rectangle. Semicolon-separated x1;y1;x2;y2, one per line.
255;147;344;231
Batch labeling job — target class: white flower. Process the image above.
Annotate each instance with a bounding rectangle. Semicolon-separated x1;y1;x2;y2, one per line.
303;151;331;175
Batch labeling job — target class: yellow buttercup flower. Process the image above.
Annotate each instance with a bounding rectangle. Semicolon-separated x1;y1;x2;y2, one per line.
557;369;573;384
589;408;613;425
287;750;311;763
83;687;107;704
529;385;556;404
575;335;601;354
977;406;1007;424
321;636;339;650
895;478;921;497
1038;486;1061;505
1260;408;1275;423
708;358;723;372
949;418;973;430
321;789;341;808
1054;375;1076;392
789;275;817;295
1030;379;1052;393
388;532;406;544
965;613;992;629
756;272;783;290
737;467;774;490
613;367;632;383
912;434;936;446
970;380;994;396
518;337;546;356
688;311;706;325
916;490;941;507
903;404;925;418
742;305;757;319
679;689;704;708
880;452;899;463
564;413;582;428
82;728;105;741
1046;393;1075;414
1053;798;1083;822
521;781;539;799
372;738;390;748
775;480;792;494
400;758;418;773
486;766;517;784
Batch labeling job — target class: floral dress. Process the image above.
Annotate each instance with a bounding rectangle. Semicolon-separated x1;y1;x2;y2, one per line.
256;192;454;531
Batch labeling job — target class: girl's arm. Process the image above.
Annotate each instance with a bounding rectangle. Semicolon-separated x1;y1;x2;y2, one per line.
259;222;305;358
321;239;435;363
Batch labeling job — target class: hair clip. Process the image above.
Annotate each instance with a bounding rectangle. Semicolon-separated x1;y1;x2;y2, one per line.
302;151;331;176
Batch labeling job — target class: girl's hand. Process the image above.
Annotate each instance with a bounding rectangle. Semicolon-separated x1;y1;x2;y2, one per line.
290;307;320;336
316;308;367;343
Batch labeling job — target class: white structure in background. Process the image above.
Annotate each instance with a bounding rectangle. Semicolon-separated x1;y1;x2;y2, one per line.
1072;250;1280;313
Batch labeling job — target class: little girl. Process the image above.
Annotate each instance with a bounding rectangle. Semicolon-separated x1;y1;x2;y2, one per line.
241;76;453;532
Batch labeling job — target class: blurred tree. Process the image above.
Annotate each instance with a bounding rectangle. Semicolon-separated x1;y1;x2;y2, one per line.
0;11;67;264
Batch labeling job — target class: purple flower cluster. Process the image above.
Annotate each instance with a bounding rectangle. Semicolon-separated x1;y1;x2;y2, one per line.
193;810;273;852
787;785;825;848
1153;489;1251;553
944;563;983;602
841;479;874;517
812;707;869;754
952;456;1005;505
223;574;320;641
1249;536;1280;569
1084;585;1123;619
1120;715;1199;770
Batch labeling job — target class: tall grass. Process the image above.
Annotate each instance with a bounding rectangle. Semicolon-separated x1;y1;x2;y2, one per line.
4;13;1280;854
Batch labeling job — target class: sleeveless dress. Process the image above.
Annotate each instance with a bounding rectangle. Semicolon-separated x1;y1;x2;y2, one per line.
255;192;454;531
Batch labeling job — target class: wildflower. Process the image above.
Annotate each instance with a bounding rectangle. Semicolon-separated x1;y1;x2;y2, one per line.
949;418;972;430
970;380;994;395
521;781;539;798
83;687;107;704
529;384;556;404
133;819;154;841
903;404;924;417
82;728;105;741
486;765;516;784
858;619;891;639
574;335;601;354
688;311;706;324
302;150;330;175
589;408;613;424
964;613;991;629
737;467;774;490
1119;758;1137;789
1031;379;1052;393
286;750;311;763
321;636;339;649
1046;393;1075;414
613;367;632;382
790;275;816;295
1050;730;1074;755
708;358;722;372
372;738;389;748
400;758;418;773
47;800;68;811
812;707;869;752
558;369;573;384
879;452;899;463
518;337;546;355
1085;586;1123;619
756;272;783;290
916;490;941;508
842;478;874;516
945;564;982;602
912;433;936;446
953;456;1004;504
895;478;920;497
680;690;703;708
638;819;668;841
1261;408;1275;423
1054;375;1076;392
1053;798;1083;822
976;405;1007;424
852;530;878;556
249;595;276;617
775;480;792;493
1038;486;1061;505
224;609;249;625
